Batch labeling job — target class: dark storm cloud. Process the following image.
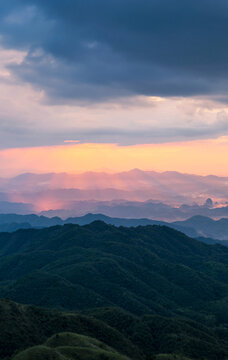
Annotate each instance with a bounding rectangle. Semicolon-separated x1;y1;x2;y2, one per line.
1;0;228;101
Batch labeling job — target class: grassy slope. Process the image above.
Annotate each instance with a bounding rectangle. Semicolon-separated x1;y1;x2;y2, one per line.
0;299;228;360
0;299;140;360
12;332;131;360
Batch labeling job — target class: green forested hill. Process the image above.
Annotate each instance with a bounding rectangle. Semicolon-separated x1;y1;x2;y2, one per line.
1;299;228;360
0;299;139;360
0;222;227;324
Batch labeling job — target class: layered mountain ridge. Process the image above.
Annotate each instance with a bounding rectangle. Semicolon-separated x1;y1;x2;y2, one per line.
0;213;228;243
1;170;228;219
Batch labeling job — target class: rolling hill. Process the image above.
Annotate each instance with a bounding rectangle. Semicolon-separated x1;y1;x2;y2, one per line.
0;223;228;359
12;332;131;360
0;222;227;322
0;299;139;360
1;299;228;360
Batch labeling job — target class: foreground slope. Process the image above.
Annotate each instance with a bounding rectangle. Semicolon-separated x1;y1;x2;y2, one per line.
0;222;227;323
0;299;228;360
12;332;131;360
0;299;139;360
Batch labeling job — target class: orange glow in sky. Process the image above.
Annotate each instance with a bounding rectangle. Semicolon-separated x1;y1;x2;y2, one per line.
1;136;228;177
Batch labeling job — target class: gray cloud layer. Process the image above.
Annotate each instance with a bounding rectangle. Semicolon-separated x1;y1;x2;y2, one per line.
1;118;228;148
1;0;228;101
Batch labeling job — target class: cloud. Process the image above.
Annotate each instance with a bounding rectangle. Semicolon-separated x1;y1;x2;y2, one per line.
2;3;228;149
1;46;228;148
1;114;228;148
1;1;228;101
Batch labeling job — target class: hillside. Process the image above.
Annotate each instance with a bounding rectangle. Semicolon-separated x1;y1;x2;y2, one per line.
0;299;139;360
0;222;227;324
1;299;228;360
12;333;131;360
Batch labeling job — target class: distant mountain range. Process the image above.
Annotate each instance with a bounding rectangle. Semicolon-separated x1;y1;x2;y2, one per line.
173;215;228;241
0;201;33;214
0;170;228;218
39;199;228;221
0;213;228;243
2;197;228;221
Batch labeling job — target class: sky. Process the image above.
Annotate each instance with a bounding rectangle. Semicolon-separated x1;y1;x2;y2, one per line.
1;0;228;176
